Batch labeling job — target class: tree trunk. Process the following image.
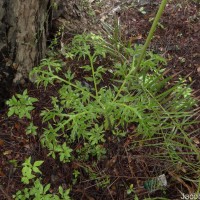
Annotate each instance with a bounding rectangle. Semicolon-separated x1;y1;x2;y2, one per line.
0;0;50;83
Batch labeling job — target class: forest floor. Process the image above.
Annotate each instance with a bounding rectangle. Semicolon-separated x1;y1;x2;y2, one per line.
0;1;200;200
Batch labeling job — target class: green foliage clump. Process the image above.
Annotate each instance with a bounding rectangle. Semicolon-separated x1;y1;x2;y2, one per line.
7;31;198;198
14;157;70;200
6;0;200;197
8;32;197;163
21;157;43;184
6;89;38;119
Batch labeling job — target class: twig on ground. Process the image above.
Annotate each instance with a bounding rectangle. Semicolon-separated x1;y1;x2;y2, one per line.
0;185;12;200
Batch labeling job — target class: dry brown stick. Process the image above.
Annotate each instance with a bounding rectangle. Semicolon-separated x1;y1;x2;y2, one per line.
0;185;12;200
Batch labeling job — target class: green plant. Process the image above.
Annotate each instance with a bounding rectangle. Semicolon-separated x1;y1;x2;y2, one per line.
72;170;80;185
138;7;147;15
8;30;198;197
6;89;38;119
14;179;71;200
81;165;111;189
7;1;200;197
26;122;38;136
21;157;43;184
127;184;134;195
126;184;140;200
7;30;197;165
96;175;110;188
14;158;71;200
32;31;199;197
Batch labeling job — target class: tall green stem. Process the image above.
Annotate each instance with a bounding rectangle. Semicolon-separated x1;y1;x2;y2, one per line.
135;0;168;72
114;0;168;101
89;55;98;97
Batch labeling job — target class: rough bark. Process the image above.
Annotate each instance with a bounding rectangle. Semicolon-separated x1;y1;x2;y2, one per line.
0;0;50;83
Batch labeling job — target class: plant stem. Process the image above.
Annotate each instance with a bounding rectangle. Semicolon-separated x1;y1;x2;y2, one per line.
90;55;98;97
134;0;168;73
113;58;135;101
44;72;105;109
113;0;168;102
142;85;200;160
0;185;12;200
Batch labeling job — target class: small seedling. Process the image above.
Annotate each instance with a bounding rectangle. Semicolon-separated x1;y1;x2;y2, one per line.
6;90;38;119
21;157;43;184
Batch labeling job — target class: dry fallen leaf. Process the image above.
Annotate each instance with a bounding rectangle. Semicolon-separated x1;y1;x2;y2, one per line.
0;139;4;146
129;34;143;44
3;150;13;155
192;137;200;145
0;169;5;177
169;171;194;194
